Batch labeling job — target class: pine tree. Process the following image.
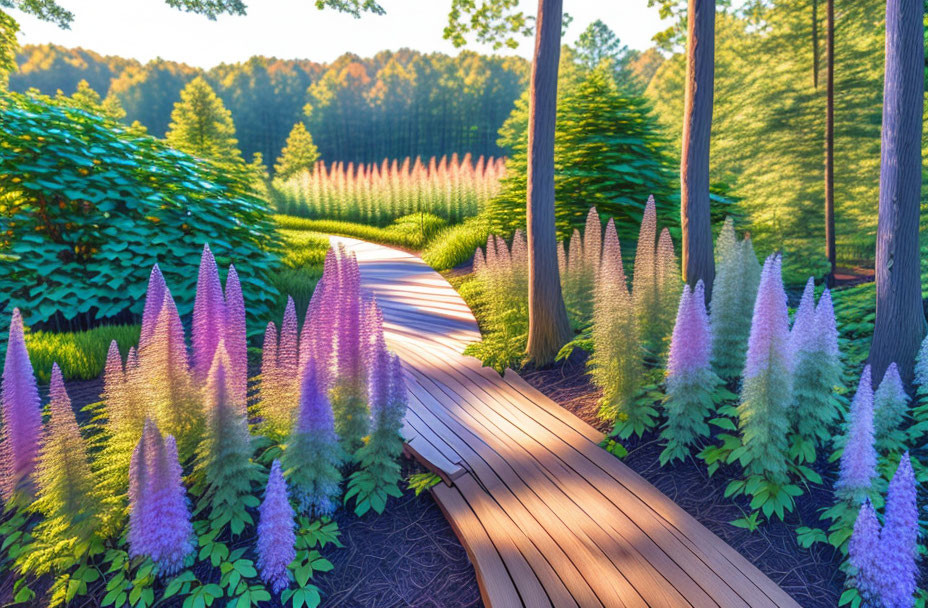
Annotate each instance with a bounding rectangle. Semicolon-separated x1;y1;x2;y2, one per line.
166;76;243;164
274;122;320;181
193;342;258;535
737;255;792;483
1;308;42;502
836;366;877;503
591;219;646;436
283;362;343;516
33;364;99;552
257;460;295;594
661;281;722;464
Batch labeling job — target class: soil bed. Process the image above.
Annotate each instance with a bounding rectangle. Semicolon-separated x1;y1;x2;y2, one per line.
2;376;483;608
521;351;845;608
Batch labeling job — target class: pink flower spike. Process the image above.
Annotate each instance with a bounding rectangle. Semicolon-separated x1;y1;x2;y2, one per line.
224;264;248;409
139;264;167;352
192;244;227;384
1;308;42;500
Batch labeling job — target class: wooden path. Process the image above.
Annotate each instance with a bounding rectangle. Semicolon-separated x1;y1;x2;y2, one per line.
330;236;801;608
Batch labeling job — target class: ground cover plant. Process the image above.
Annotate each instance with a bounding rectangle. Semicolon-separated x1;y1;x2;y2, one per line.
272;154;505;226
0;93;281;337
0;242;409;608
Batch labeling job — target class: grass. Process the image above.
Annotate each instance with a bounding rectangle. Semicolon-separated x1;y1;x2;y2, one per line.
275;213;448;251
18;324;141;383
422;215;491;270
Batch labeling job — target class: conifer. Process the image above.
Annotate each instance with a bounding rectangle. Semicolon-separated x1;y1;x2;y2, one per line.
274;122;320;181
166;76;242;163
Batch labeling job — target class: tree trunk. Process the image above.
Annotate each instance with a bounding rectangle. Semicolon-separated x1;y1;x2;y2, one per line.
869;0;925;385
824;0;836;286
525;0;571;365
680;0;716;296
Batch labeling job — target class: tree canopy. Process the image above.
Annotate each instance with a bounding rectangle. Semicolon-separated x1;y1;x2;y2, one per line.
166;75;243;163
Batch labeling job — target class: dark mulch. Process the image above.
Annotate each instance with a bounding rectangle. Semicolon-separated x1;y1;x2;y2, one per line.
522;351;845;608
4;376;483;608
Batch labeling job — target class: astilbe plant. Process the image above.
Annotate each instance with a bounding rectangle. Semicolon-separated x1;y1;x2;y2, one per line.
1;308;42;502
139;264;167;352
139;288;201;457
192;243;228;384
282;361;344;516
661;281;722;464
128;419;194;575
260;297;302;439
346;318;406;516
257;459;296;594
465;231;530;373
224;264;249;409
878;453;919;608
848;499;882;606
299;249;337;389
559;207;604;328
632;195;660;353
872;363;910;454
193;341;258;535
330;247;371;455
591;219;647;437
655;227;682;358
710;219;762;379
789;283;842;459
737;255;793;484
30;364;99;565
836;366;878;504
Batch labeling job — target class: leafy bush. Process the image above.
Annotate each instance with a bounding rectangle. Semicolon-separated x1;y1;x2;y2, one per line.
0;92;280;335
272;155;504;226
421;215;491;270
13;324;140;383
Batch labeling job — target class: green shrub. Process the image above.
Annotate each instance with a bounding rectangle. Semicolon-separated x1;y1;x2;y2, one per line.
422;215;491;270
13;324;140;383
0;92;280;337
278;229;331;269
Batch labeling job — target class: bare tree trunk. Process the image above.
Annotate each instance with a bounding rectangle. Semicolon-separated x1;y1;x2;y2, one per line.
870;0;925;385
812;0;819;88
680;0;716;296
824;0;836;286
525;0;571;365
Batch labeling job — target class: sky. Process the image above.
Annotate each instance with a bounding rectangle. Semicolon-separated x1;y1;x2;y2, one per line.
8;0;669;68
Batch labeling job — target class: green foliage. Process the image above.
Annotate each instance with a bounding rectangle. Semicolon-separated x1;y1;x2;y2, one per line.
10;324;139;383
0;10;18;89
0;92;280;334
60;79;125;121
421;215;491;270
275;213;446;250
443;0;531;50
274;122;320;181
166;76;243;164
406;471;441;496
487;62;676;242
660;370;724;465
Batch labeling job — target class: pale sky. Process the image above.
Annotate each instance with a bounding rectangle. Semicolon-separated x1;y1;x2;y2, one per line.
8;0;669;68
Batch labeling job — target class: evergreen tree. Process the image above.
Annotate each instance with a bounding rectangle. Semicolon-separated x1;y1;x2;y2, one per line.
488;62;675;243
166;75;243;164
274;122;320;180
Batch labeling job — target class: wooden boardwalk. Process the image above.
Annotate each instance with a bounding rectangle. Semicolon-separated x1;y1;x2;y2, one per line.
331;236;801;608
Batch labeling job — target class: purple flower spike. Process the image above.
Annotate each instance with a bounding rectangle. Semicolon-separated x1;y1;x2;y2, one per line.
224;264;248;409
743;255;791;380
789;277;816;358
879;453;919;608
257;460;295;594
815;288;839;358
295;363;335;436
667;282;712;379
848;499;882;604
139;264;167;352
278;296;299;376
151;434;194;575
836;366;877;502
192;244;227;384
367;330;391;420
1;308;42;501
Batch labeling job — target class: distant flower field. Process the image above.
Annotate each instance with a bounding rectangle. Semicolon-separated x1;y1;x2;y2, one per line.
272;154;505;226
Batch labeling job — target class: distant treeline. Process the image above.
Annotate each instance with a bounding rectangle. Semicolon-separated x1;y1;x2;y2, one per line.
9;45;529;167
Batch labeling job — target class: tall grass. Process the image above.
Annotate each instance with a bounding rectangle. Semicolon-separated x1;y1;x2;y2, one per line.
275;213;447;250
272;154;505;226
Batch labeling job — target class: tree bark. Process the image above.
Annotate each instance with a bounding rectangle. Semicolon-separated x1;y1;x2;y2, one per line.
680;0;716;296
525;0;571;365
869;0;925;385
824;0;836;286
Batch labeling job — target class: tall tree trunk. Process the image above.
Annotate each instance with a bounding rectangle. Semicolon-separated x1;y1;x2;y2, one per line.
680;0;716;296
824;0;836;286
870;0;925;385
525;0;571;365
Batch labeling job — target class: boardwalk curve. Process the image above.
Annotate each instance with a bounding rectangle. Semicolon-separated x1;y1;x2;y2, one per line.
330;236;801;608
